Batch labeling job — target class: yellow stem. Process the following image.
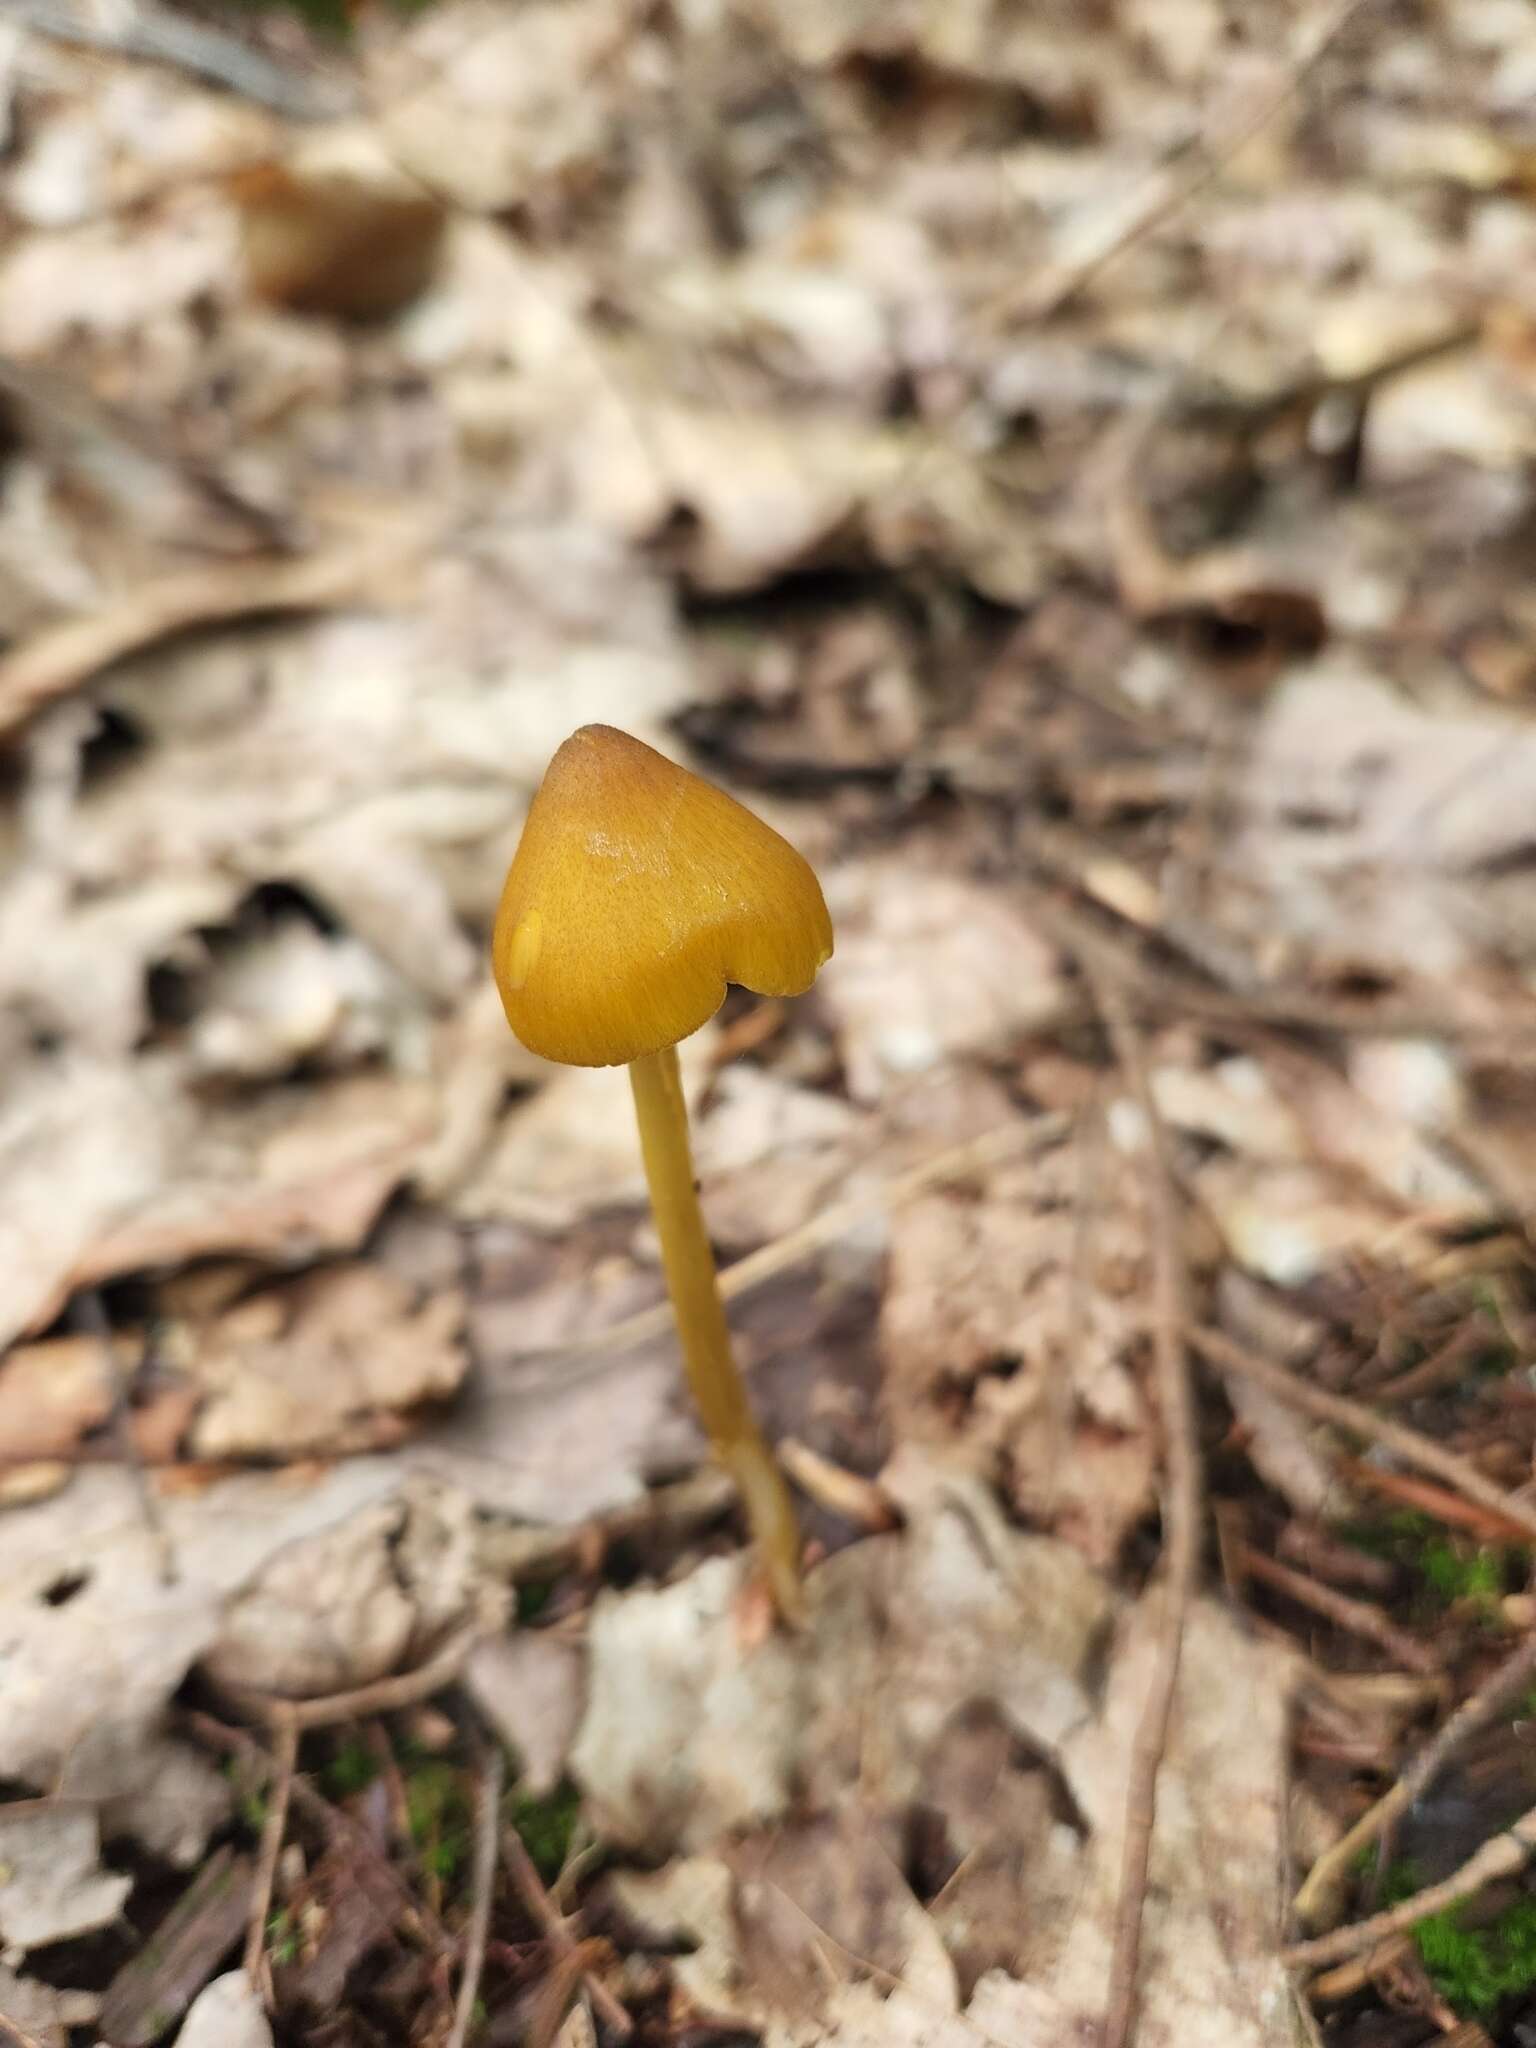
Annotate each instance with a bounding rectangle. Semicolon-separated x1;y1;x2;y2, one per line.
628;1044;804;1623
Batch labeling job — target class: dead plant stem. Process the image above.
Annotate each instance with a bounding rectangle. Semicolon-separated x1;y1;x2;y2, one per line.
1087;971;1203;2048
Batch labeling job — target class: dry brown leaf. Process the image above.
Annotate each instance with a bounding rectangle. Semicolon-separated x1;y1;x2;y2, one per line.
0;1057;436;1352
819;862;1068;1102
203;1475;497;1698
879;1142;1155;1565
0;1331;120;1463
185;1262;466;1460
572;1470;1114;1857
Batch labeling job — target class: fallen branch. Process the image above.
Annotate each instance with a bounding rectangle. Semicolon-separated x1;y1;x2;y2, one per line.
1284;1807;1536;1972
1294;1628;1536;1929
1192;1327;1536;1547
446;1746;504;2048
1087;971;1203;2048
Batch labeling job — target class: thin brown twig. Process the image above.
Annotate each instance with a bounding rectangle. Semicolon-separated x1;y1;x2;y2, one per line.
1234;1544;1440;1676
1294;1628;1536;1929
446;1745;504;2048
1086;971;1203;2048
985;0;1378;324
1336;1460;1536;1548
184;1712;454;1957
217;1620;487;1733
1191;1327;1536;1547
242;1713;298;1995
502;1825;633;2040
1283;1807;1536;1971
777;1438;901;1533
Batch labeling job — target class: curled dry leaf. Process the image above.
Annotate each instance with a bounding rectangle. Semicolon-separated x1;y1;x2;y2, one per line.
204;1475;497;1698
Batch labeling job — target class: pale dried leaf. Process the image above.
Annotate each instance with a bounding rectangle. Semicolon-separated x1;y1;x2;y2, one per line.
0;1803;131;1950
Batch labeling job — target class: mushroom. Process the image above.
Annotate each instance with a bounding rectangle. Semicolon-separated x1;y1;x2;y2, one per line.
492;724;833;1621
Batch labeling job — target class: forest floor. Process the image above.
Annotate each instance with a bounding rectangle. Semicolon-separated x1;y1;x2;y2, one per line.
4;1;1536;2044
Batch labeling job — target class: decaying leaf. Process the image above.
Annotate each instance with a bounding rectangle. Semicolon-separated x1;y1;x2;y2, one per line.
185;1261;466;1460
0;1802;131;1951
820;862;1068;1102
204;1474;498;1698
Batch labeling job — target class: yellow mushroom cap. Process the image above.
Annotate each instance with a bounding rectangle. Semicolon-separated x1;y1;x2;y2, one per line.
492;724;833;1067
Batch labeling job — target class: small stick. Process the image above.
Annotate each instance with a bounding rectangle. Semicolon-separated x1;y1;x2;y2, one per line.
446;1746;504;2048
1306;1934;1415;2001
1283;1806;1536;1971
1336;1460;1536;1548
1234;1544;1440;1676
185;1711;453;1957
502;1826;632;2039
1191;1327;1536;1547
243;1713;298;1994
1087;973;1203;2048
777;1439;901;1533
218;1621;486;1733
1294;1628;1536;1928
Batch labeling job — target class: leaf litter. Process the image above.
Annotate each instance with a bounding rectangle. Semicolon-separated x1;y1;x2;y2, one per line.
3;0;1536;2043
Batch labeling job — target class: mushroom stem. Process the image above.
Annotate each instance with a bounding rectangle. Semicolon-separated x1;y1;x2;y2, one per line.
628;1044;804;1622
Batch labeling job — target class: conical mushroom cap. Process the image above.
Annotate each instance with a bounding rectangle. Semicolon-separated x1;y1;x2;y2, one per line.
492;725;833;1067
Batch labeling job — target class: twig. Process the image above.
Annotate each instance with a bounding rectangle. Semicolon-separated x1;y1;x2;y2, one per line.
987;0;1377;324
1234;1544;1440;1676
218;1620;487;1733
1294;1628;1536;1929
502;1825;632;2039
184;1711;454;1957
446;1745;504;2048
1306;1934;1415;2002
1086;971;1203;2048
1191;1327;1536;1547
7;0;349;118
242;1713;298;1995
0;533;421;741
1283;1806;1536;1971
777;1439;901;1533
1335;1460;1536;1548
70;1289;176;1585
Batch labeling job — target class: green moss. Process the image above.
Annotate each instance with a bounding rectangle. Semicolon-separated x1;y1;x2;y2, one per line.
267;1908;300;1969
324;1736;380;1798
1343;1509;1522;1619
406;1759;472;1885
507;1781;581;1882
1413;1897;1536;2014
